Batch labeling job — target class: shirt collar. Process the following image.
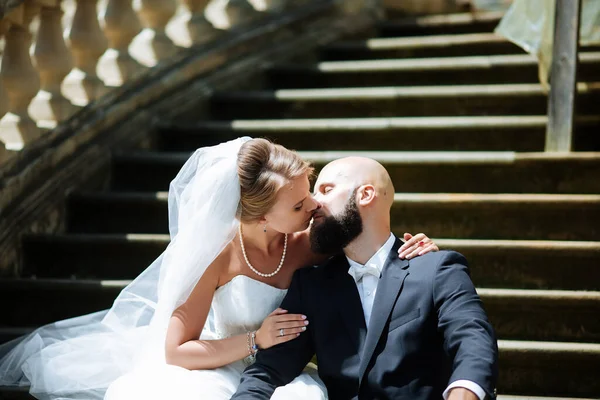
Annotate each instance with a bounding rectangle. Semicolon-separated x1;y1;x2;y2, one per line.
346;233;396;273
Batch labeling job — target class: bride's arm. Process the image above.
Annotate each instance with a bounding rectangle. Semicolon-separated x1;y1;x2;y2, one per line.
165;257;307;371
165;259;238;370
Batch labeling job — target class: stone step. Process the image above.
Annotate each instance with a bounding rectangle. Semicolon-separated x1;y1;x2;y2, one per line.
389;193;600;241
435;239;600;291
498;340;600;398
1;278;598;343
157;116;600;152
0;327;33;346
320;33;524;60
21;234;169;279
498;397;598;400
479;289;600;342
0;278;125;327
209;83;600;119
267;52;600;88
20;234;600;291
0;387;32;400
498;397;597;400
112;151;600;194
67;191;600;240
0;385;597;400
67;192;170;234
378;11;505;37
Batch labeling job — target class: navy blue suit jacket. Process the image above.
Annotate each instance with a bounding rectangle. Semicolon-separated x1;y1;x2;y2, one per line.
232;239;498;400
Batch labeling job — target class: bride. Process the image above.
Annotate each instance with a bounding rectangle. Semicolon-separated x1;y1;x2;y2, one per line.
0;137;438;399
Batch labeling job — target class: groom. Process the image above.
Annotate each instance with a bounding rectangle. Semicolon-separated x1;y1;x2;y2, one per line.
232;157;498;400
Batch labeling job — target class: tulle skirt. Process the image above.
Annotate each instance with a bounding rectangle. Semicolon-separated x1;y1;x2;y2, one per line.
104;361;327;400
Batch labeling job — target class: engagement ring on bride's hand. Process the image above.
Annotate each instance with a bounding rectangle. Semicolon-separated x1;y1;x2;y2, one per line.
279;328;284;337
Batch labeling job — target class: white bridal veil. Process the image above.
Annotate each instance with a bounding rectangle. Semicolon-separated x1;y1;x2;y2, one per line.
0;137;251;399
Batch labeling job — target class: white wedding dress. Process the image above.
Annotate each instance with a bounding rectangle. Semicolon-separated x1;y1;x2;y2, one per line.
0;138;326;400
105;275;327;400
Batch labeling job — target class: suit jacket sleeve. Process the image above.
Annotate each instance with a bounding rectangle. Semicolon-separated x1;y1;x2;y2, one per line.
231;268;316;400
434;251;499;399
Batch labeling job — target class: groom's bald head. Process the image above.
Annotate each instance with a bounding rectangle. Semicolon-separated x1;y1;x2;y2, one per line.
309;157;394;254
314;156;395;211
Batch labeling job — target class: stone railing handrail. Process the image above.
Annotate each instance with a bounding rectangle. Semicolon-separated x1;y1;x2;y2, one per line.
0;0;299;164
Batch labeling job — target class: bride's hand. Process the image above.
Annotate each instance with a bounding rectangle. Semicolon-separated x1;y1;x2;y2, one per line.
255;308;309;349
398;233;439;260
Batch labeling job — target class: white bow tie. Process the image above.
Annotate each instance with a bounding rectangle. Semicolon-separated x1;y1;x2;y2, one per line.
348;263;381;283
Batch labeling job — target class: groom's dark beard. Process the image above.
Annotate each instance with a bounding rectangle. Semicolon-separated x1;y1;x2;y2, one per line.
310;190;363;254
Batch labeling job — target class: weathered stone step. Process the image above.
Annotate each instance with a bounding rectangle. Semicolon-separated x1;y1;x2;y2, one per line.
0;279;125;327
210;83;600;119
0;387;31;400
378;11;505;37
499;397;597;400
158;116;600;152
1;278;598;343
112;151;600;194
321;33;524;60
67;192;169;234
480;289;600;342
268;53;600;88
21;234;600;291
436;239;600;291
498;397;597;400
21;234;169;279
67;191;600;240
1;384;596;400
498;340;600;398
0;327;33;346
390;193;600;241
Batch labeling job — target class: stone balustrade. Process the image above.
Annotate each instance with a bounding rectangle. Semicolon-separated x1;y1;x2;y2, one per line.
0;0;292;162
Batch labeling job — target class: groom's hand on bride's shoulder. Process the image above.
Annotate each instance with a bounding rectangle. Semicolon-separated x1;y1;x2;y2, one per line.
398;232;439;260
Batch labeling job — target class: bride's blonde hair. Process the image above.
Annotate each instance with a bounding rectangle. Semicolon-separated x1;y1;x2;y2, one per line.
237;138;314;223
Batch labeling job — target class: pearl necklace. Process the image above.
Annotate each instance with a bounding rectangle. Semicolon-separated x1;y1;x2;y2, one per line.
238;225;287;278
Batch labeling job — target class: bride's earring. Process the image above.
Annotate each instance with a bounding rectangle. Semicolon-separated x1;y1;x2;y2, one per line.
264;224;267;233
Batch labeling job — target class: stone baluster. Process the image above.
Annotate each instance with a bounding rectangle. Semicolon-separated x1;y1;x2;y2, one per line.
167;0;218;47
97;0;146;87
29;3;77;129
62;0;108;106
204;0;259;30
130;0;179;67
246;0;288;13
0;19;13;162
0;1;42;151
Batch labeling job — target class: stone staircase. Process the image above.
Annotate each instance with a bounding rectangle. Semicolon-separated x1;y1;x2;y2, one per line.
2;10;600;400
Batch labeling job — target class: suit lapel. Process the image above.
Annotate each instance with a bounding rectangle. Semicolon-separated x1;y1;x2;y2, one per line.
358;238;410;383
329;255;367;352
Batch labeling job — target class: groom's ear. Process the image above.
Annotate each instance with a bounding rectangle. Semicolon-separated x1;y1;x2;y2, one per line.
357;184;376;207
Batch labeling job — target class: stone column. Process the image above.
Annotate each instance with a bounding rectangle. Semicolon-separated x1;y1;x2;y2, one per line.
0;20;13;163
62;0;108;106
130;0;179;67
0;2;42;151
167;0;219;47
29;4;78;129
97;0;146;87
205;0;259;30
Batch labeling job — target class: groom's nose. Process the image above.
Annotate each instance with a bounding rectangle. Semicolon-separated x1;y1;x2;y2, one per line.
308;196;321;212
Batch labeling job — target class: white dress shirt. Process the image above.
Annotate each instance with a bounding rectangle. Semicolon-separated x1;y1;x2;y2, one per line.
346;233;486;400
